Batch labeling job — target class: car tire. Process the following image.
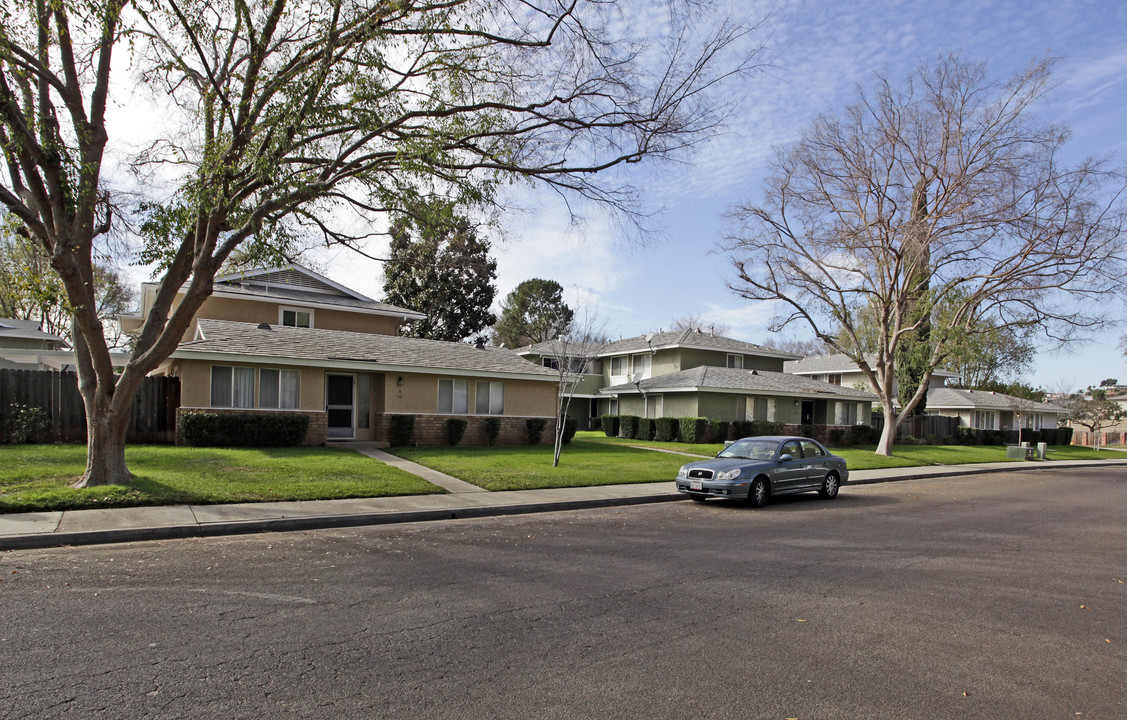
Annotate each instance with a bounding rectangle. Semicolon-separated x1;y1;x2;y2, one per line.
746;477;769;508
819;471;840;499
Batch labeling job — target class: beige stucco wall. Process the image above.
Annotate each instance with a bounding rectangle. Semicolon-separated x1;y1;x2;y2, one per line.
383;373;556;417
192;296;401;335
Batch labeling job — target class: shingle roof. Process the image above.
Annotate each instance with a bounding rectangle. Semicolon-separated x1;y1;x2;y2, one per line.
519;329;801;360
600;365;875;400
925;388;1068;413
176;320;558;379
0;318;69;347
785;353;959;377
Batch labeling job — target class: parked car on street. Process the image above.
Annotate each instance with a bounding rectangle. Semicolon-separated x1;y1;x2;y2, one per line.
675;436;848;507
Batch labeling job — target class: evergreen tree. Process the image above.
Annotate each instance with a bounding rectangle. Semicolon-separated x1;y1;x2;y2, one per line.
493;279;574;348
382;203;497;342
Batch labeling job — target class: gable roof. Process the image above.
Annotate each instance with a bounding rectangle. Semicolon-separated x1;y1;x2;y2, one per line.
785;353;959;378
600;365;875;401
175;320;558;381
210;264;426;321
518;329;800;360
925;388;1067;414
0;318;69;347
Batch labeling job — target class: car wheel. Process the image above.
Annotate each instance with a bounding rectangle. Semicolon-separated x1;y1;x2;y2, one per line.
746;477;769;508
819;471;840;499
689;495;708;502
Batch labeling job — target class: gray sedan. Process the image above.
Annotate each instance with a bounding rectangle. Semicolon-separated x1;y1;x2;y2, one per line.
675;435;849;507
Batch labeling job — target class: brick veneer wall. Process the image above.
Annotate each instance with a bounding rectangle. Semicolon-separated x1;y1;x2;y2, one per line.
376;413;557;447
176;408;328;446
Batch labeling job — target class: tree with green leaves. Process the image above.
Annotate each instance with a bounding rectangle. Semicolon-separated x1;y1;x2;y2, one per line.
382;202;497;342
1068;389;1126;451
725;56;1127;456
0;0;762;486
1;223;134;346
493;279;574;348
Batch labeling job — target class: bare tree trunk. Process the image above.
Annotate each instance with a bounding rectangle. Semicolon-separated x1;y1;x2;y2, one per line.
876;408;899;456
78;399;133;487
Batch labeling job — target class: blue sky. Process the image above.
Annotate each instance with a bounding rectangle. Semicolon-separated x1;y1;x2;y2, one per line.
285;1;1126;390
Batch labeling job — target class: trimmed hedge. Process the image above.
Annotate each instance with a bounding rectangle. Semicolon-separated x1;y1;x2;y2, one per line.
654;417;679;442
637;418;656;441
389;415;415;446
590;416;603;432
679;417;710;444
527;418;548;444
446;418;468;446
562;417;578;444
619;415;641;439
709;419;730;444
484;417;501;445
601;414;620;438
179;411;310;447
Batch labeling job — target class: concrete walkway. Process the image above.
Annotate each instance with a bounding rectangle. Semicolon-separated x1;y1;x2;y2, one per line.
2;455;1126;552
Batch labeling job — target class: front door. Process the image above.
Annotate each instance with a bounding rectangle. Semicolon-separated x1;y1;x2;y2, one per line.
801;401;815;425
326;373;355;439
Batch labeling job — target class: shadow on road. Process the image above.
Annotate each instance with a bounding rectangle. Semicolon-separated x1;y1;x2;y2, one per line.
685;490;901;513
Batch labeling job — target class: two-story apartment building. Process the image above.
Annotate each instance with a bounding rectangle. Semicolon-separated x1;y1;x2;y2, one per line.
121;265;560;446
519;329;875;431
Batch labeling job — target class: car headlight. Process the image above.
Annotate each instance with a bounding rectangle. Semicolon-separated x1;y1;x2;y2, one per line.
716;468;742;482
677;465;690;479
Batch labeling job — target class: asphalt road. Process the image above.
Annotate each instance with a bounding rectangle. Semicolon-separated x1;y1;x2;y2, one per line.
2;467;1125;720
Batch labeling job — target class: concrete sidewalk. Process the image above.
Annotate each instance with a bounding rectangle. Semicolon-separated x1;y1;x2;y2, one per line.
3;456;1126;551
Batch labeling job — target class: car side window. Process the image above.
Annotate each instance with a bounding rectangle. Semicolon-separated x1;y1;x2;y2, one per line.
780;441;801;460
800;440;824;458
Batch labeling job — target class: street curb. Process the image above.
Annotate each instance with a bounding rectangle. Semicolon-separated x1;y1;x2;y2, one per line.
0;492;686;552
845;460;1127;486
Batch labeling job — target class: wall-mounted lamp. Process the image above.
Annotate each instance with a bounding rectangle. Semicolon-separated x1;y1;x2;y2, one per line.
396;376;405;387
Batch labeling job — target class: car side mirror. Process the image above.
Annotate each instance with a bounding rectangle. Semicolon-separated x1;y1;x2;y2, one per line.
779;454;794;463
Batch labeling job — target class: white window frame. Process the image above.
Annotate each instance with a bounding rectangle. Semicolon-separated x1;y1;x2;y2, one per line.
211;365;255;408
726;354;744;369
610;356;627;378
646;394;664;419
631;353;652;380
259;368;301;409
279;306;314;328
475;381;505;415
974;410;996;430
438;378;469;414
835;401;858;425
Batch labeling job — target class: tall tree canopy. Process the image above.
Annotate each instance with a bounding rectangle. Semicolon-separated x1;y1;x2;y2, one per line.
1;221;134;346
493;279;574;348
0;0;761;485
725;56;1127;456
382;202;497;342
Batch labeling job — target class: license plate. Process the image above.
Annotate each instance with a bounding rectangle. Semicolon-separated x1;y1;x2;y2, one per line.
690;480;703;491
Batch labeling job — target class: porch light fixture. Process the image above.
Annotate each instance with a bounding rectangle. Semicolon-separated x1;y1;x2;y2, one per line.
396;376;405;386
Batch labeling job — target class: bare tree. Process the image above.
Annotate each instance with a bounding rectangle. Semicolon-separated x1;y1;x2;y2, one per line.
0;0;764;485
668;313;730;336
758;335;828;358
724;56;1127;456
542;302;610;467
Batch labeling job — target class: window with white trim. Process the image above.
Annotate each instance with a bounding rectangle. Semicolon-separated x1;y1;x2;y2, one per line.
475;381;505;415
826;373;842;386
631;353;651;379
438;378;469;414
646;394;664;419
741;396;774;421
211;366;255;408
610;356;627;376
834;401;859;425
727;354;744;369
259;368;300;409
280;307;313;328
974;410;996;430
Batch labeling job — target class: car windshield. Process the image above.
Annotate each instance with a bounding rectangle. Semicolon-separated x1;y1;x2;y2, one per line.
717;439;778;461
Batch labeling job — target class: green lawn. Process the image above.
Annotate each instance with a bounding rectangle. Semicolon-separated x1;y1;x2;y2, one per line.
389;440;688;491
0;445;442;513
575;431;1116;470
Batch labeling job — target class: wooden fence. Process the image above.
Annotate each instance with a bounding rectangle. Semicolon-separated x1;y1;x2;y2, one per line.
0;368;181;444
870;413;960;440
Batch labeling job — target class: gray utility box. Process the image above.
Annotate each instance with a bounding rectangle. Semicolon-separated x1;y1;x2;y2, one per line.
1007;445;1036;460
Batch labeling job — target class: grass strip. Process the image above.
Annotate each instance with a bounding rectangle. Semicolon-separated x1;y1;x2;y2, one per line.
0;445;442;513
